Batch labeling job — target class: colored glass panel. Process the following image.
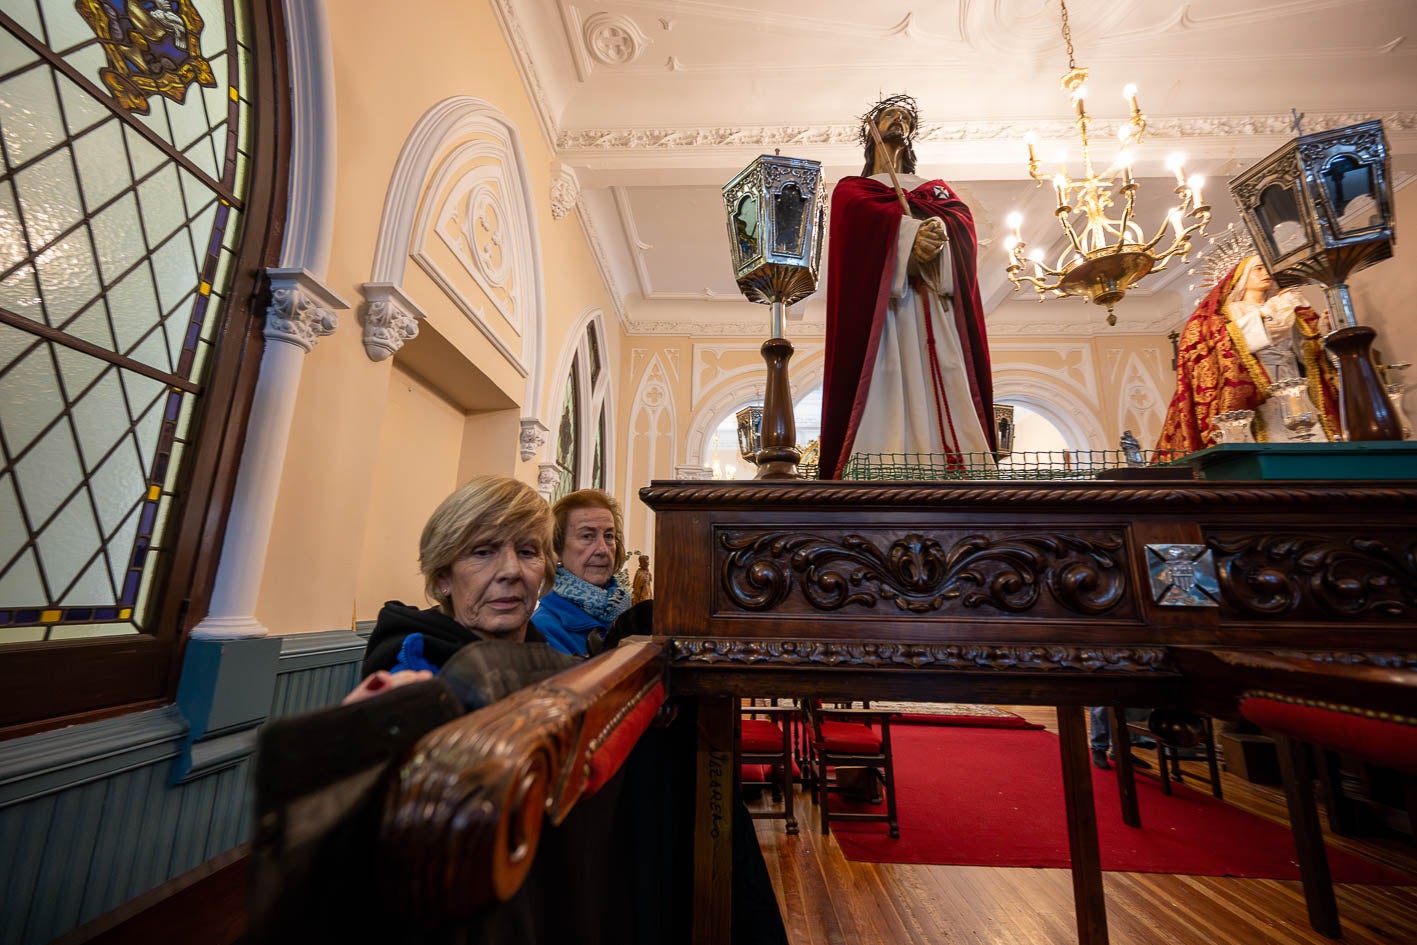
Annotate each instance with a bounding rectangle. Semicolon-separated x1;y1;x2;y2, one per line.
0;0;251;640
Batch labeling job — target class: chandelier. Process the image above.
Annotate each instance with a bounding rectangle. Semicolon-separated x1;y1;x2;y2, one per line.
1004;0;1211;325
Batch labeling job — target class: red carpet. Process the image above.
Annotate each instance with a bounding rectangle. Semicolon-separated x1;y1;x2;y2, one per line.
832;724;1412;883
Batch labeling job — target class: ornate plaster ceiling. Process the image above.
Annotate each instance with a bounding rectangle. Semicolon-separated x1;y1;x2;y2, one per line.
492;0;1417;335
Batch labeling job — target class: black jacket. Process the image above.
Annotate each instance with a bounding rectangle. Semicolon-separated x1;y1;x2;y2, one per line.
361;600;546;678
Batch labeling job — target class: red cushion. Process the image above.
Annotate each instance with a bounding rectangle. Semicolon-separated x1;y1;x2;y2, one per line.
740;719;787;752
741;761;801;783
585;681;667;794
813;720;883;754
1240;696;1417;777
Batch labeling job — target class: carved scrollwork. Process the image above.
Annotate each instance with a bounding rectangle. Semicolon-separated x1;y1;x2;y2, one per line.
1208;532;1417;619
670;638;1173;674
382;688;580;918
719;530;1126;616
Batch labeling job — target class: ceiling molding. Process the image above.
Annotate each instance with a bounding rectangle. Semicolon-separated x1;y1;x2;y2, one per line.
558;111;1417;152
490;0;560;148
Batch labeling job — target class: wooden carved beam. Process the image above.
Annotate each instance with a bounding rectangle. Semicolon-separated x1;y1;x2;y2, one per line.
380;640;668;919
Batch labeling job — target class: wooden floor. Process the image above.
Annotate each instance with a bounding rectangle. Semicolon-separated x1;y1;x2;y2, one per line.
750;706;1417;945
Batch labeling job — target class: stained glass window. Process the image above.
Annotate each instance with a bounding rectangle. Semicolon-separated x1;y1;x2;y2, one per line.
592;404;605;490
587;322;601;386
555;360;579;502
0;0;253;644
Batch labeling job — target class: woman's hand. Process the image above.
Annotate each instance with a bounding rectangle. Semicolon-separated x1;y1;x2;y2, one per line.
343;669;434;705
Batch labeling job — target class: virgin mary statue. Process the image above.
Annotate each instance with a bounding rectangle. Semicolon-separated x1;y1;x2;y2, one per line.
1155;255;1340;456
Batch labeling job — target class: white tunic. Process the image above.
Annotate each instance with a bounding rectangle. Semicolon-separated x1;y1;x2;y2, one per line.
850;174;994;465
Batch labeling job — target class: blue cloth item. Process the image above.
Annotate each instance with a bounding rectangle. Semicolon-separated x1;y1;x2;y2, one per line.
390;633;441;674
1089;705;1110;752
550;565;631;626
532;591;614;657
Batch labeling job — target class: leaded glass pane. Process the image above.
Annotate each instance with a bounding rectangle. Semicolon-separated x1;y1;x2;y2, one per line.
71;118;129;210
588;326;601;386
0;0;251;640
15;148;84;250
0;64;65;167
592;406;605;490
558;362;580;488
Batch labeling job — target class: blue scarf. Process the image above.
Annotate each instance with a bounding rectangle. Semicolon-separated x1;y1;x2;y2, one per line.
552;565;632;626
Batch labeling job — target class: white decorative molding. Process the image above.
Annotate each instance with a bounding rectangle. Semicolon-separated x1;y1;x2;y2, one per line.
371;97;546;416
263;268;346;352
575;199;626;323
358;283;425;362
584;12;647;67
278;0;336;276
683;355;825;466
674;464;713;480
426;162;524;336
550;161;581;220
488;0;559;149
520;418;550;461
624;318;828;337
536;462;562;500
557;111;1417;151
993;372;1107;450
614;186;655;296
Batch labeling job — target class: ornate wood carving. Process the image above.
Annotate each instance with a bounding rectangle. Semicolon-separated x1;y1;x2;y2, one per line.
380;641;667;918
1271;650;1417;671
641;481;1417;509
718;529;1128;617
1208;532;1417;620
669;639;1174;673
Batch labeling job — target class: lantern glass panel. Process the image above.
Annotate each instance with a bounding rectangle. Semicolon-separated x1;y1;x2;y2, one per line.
1257;183;1308;257
1322;155;1381;234
773;183;808;257
736;405;762;461
733;194;760;265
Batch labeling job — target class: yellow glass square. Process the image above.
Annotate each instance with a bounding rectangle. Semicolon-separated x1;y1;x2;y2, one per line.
41;609;62;623
229;86;238;101
199;281;212;296
148;484;161;500
119;608;132;619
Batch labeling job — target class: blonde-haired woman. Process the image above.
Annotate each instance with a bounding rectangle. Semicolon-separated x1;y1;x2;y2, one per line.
1155;255;1340;456
360;475;557;677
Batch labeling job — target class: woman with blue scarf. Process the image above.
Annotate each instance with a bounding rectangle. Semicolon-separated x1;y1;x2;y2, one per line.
534;489;633;656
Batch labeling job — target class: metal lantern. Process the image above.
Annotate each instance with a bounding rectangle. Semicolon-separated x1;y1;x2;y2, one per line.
1229;120;1394;311
993;404;1016;458
735;404;763;465
1228;120;1401;440
723;154;828;314
722;154;828;478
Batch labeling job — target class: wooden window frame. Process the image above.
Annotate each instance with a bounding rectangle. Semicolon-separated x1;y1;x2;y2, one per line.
0;0;291;737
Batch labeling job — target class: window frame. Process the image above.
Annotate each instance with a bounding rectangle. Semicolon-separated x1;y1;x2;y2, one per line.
0;0;291;737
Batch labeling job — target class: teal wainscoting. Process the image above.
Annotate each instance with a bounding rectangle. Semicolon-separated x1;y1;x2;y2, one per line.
0;629;368;945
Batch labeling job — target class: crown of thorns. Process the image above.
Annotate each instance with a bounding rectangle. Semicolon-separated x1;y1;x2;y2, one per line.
858;93;919;146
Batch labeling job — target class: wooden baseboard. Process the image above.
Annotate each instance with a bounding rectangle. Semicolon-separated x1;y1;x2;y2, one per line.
52;844;248;945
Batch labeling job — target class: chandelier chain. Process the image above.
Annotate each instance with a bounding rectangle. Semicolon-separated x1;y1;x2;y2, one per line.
1059;0;1076;71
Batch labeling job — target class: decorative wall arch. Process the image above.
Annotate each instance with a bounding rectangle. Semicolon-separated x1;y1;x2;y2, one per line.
684;353;825;466
278;0;336;276
362;97;546;417
622;354;678;553
992;368;1107;450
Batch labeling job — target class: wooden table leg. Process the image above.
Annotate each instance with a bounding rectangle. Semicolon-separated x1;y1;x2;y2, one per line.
1110;707;1140;828
693;695;735;945
1058;705;1110;945
1275;733;1341;939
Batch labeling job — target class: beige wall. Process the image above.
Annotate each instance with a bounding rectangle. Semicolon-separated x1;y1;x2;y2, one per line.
256;0;620;633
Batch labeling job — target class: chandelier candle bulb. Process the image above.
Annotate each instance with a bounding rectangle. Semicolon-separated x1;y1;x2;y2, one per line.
1187;174;1205;208
1167;153;1187;185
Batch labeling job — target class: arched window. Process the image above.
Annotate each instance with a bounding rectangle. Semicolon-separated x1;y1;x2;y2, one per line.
0;0;286;731
551;318;609;501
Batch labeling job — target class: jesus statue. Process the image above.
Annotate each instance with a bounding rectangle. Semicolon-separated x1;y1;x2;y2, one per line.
817;94;996;479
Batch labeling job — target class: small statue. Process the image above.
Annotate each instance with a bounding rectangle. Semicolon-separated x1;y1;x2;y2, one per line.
1120;430;1145;467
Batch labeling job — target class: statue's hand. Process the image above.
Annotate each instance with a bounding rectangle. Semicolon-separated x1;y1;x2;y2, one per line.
910;218;947;267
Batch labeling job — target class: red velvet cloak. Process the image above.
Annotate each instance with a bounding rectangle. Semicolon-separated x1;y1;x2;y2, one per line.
818;176;995;479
